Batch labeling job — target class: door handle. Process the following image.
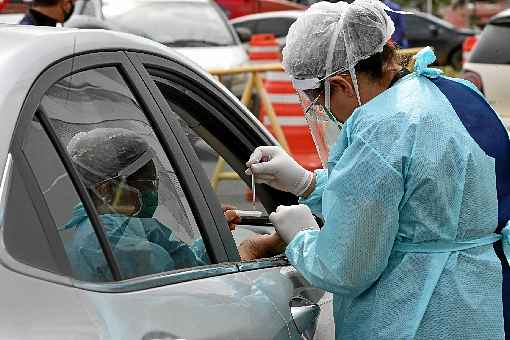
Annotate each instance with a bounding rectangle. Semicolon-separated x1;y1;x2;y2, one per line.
290;298;320;340
142;331;184;340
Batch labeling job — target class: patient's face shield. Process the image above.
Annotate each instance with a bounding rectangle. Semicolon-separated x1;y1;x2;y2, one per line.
296;87;341;169
91;150;156;216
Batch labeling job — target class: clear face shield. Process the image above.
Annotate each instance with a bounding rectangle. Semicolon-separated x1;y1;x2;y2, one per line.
86;149;158;217
296;86;343;168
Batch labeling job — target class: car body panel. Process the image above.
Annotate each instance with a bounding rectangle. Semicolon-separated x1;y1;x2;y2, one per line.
0;13;22;24
0;232;100;340
216;0;304;19
463;62;510;127
77;268;304;339
174;45;248;70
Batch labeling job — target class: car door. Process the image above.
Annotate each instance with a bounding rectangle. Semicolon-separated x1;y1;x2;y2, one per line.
127;51;335;340
14;49;330;340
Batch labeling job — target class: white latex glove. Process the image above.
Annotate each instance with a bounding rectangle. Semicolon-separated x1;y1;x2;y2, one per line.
245;146;313;196
269;204;319;244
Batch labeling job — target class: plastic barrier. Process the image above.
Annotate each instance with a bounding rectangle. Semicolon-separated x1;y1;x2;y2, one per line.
261;71;321;170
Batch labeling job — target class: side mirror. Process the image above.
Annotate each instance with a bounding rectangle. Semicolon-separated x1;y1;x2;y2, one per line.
235;26;253;43
429;24;439;37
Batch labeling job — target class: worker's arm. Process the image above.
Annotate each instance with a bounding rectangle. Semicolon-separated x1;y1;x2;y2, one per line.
286;135;404;297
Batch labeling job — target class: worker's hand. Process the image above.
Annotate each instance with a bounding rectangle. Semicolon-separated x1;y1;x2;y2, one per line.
222;205;240;231
238;232;286;261
245;146;313;197
269;204;319;244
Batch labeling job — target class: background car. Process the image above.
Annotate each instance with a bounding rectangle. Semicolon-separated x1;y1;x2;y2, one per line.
69;0;250;94
0;25;334;340
231;10;302;48
216;0;304;19
0;12;21;23
462;9;510;127
404;10;477;70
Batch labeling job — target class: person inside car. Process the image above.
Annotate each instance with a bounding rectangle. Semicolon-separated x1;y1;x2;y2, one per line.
61;127;242;281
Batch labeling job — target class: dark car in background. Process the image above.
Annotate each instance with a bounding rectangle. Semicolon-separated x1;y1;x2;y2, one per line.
404;11;477;70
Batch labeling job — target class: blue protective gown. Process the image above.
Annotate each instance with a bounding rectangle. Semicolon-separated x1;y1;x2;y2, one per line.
286;48;507;339
61;204;209;282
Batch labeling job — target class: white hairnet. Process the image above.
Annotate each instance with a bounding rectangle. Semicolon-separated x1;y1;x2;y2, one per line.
67;128;154;187
282;0;395;81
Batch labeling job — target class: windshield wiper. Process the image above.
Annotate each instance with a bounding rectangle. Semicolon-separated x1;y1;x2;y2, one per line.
164;39;227;47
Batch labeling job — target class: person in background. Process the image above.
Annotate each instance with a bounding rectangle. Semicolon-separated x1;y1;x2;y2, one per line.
383;0;408;47
19;0;75;26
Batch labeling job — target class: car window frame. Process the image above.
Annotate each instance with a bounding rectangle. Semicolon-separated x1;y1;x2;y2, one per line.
11;50;238;292
127;51;298;269
254;17;295;38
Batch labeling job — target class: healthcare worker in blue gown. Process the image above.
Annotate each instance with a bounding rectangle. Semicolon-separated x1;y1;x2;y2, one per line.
245;0;510;338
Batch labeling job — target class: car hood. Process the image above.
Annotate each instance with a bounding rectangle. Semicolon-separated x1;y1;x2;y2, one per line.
174;45;248;70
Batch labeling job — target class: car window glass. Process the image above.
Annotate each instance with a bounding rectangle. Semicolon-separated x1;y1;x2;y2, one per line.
20;118;113;281
470;23;510;64
38;66;210;281
255;17;295;37
76;0;96;16
233;20;257;35
153;79;272;252
102;1;235;47
404;15;430;36
3;153;62;275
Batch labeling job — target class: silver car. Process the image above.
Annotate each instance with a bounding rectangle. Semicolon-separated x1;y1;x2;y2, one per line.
0;25;333;339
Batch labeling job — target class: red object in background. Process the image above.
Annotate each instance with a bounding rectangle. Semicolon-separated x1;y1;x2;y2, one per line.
0;0;10;13
462;35;479;64
1;0;27;14
248;34;282;63
461;70;484;93
216;0;305;19
441;1;509;28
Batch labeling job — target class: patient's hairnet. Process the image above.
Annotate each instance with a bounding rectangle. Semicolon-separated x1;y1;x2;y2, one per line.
67;127;153;187
282;0;395;81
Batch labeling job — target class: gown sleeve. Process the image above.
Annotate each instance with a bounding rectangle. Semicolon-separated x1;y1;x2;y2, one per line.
298;168;328;215
286;135;404;297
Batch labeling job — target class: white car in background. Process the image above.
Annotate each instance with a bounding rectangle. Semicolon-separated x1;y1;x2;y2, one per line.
231;10;303;50
69;0;250;94
462;9;510;127
0;13;22;24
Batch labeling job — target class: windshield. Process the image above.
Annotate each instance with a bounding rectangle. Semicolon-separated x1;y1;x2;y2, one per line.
102;1;236;47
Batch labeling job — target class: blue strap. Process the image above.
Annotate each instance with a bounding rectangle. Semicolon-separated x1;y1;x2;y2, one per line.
394;222;510;257
394;233;503;253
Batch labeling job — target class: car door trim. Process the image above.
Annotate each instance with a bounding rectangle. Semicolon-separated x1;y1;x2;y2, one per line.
72;263;238;293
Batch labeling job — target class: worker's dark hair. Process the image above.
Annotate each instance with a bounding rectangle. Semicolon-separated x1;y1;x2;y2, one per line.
303;41;400;99
32;0;61;6
355;41;400;80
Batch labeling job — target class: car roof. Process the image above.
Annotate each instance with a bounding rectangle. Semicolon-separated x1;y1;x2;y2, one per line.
230;10;303;24
103;0;210;3
0;25;224;174
490;8;510;23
